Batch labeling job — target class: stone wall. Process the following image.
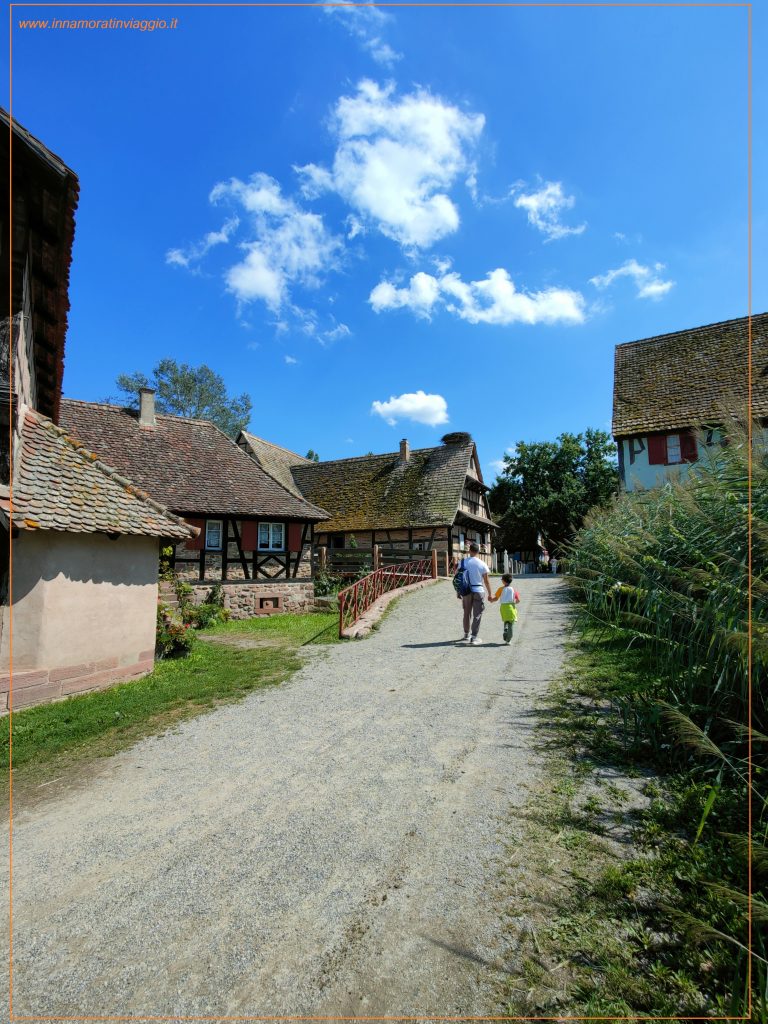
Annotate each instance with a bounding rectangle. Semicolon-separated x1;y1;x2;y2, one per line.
186;581;315;620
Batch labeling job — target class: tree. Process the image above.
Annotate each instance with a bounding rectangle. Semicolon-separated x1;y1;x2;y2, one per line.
489;429;618;556
116;359;252;439
305;449;320;462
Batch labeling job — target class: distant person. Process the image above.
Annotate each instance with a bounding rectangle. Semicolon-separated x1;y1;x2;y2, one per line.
550;557;559;575
491;573;521;644
455;543;493;645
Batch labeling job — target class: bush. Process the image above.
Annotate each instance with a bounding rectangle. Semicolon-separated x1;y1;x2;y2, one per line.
156;604;196;658
314;570;344;597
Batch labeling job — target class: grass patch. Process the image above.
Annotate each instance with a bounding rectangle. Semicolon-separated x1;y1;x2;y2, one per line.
499;630;759;1021
4;612;340;795
201;609;339;644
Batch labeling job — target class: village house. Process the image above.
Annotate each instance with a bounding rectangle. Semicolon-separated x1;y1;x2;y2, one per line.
613;312;768;491
239;430;496;569
60;390;330;617
0;109;197;711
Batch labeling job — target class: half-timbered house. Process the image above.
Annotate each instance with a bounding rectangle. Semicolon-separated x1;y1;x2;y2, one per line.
613;312;768;491
60;390;329;616
239;430;496;568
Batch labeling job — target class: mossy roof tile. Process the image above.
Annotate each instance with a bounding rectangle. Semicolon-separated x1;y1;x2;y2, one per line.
613;312;768;437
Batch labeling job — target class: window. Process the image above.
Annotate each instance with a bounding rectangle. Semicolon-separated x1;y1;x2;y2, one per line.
258;522;285;551
666;435;682;464
205;519;223;550
648;433;698;466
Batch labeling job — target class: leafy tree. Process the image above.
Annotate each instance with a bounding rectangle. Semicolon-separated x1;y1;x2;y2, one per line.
305;449;320;462
116;359;252;439
489;429;618;556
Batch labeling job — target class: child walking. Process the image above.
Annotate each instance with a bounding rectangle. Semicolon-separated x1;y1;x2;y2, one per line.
492;573;521;644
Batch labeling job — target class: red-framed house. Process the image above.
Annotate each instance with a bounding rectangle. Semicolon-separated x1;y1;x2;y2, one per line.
60;391;329;616
613;312;768;492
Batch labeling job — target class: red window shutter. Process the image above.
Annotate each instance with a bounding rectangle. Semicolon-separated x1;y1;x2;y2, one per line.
287;522;304;552
185;518;205;550
647;435;667;465
241;521;258;551
680;432;698;463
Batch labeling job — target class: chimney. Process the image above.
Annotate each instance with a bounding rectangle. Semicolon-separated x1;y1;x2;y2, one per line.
399;438;410;463
138;387;156;428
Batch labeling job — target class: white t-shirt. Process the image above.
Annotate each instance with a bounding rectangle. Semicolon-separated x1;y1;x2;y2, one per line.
500;585;517;604
462;555;488;593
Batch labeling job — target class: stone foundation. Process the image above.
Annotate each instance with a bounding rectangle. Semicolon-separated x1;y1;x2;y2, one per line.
0;650;156;713
187;581;315;620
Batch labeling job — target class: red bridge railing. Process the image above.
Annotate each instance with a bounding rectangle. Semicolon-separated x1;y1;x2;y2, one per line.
338;555;436;637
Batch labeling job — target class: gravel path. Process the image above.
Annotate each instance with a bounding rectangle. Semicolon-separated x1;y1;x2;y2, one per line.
4;575;570;1019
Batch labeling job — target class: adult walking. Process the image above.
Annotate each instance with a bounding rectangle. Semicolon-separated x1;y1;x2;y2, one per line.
458;542;493;645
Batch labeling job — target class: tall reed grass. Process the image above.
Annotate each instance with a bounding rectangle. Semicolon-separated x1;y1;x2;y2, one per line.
567;423;766;1016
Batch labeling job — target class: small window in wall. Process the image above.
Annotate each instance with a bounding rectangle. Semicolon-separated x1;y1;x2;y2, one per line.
205;519;223;550
259;522;285;551
648;433;698;466
666;435;682;464
459;532;466;550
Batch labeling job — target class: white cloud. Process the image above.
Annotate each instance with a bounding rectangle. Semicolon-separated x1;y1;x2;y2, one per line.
322;322;352;342
371;390;449;427
209;172;342;310
284;355;298;364
166;216;240;268
296;80;484;250
321;3;401;66
369;267;586;326
589;259;674;301
513;181;585;241
369;271;440;318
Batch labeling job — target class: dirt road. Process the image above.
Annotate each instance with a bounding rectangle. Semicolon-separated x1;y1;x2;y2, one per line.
4;575;570;1019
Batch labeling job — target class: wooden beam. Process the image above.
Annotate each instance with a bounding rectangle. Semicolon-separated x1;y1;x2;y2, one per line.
229;518;251;580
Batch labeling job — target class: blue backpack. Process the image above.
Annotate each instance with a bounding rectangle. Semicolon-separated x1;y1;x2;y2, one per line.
452;557;473;597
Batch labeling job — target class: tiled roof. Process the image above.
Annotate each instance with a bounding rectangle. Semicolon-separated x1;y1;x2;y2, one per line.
613;312;768;436
2;408;196;538
292;442;495;533
59;400;328;520
238;432;312;499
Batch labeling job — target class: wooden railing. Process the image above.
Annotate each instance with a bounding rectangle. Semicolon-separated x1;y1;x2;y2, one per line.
338;555;436;636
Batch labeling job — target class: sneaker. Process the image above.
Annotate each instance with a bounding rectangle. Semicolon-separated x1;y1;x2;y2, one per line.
503;621;513;643
459;633;470;642
470;636;483;645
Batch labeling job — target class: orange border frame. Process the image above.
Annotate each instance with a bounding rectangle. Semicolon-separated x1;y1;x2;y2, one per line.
6;2;754;1020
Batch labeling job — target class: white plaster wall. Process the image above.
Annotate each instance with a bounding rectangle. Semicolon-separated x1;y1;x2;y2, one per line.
1;532;159;671
620;427;765;491
621;438;694;491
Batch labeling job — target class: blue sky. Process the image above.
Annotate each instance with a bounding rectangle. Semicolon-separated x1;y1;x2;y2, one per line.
8;3;762;478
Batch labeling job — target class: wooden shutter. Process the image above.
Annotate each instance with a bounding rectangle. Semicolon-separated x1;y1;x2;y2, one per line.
185;518;205;550
287;522;304;552
647;435;667;465
241;521;258;551
680;432;698;463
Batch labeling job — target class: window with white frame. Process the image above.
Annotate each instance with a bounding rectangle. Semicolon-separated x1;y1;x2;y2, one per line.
205;519;223;550
258;522;285;551
666;435;683;464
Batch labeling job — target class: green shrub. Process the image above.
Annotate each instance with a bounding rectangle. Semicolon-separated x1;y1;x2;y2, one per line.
156;604;196;658
314;570;344;596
